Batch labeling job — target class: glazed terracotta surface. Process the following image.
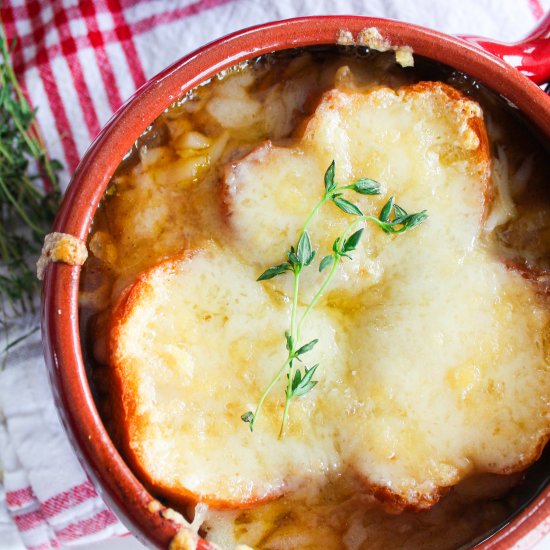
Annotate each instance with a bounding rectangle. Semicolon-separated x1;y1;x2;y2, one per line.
41;16;550;549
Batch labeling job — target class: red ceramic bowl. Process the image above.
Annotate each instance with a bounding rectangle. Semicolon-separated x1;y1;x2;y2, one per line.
42;15;550;550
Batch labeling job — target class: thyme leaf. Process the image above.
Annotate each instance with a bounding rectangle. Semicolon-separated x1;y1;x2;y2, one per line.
291;364;319;397
341;228;364;255
351;178;382;195
294;338;318;358
379;195;395;223
324;160;336;193
296;231;315;267
257;262;291;281
332;196;363;216
319;255;334;272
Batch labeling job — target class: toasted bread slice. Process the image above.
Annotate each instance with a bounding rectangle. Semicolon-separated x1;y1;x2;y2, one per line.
223;82;490;304
342;247;550;509
110;244;344;509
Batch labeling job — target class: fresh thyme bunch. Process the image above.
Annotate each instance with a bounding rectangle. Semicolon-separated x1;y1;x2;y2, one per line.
242;161;427;437
0;31;62;324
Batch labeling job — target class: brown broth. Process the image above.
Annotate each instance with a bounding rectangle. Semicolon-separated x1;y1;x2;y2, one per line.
79;47;550;549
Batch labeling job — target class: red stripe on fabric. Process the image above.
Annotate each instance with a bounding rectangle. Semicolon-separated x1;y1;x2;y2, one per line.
6;486;35;508
104;0;146;88
28;544;56;550
27;542;60;550
25;0;80;171
0;4;16;39
42;481;98;518
13;508;47;531
55;509;118;543
130;0;237;35
52;3;101;139
0;5;15;24
12;33;133;73
2;4;82;22
1;4;26;73
78;0;124;112
7;481;98;519
527;0;545;19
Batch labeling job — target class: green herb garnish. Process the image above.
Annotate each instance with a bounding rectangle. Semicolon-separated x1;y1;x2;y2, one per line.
0;30;62;323
242;161;427;437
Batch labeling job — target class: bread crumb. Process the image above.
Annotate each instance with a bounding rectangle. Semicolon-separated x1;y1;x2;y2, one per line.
169;528;199;550
147;499;163;513
357;27;414;68
357;27;391;51
36;232;88;280
162;502;218;550
161;507;188;525
336;29;355;46
395;47;414;68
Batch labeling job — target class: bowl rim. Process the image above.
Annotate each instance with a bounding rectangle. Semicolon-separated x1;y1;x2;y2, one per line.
41;15;550;549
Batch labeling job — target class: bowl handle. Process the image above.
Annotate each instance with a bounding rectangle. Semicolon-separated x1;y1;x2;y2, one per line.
459;12;550;86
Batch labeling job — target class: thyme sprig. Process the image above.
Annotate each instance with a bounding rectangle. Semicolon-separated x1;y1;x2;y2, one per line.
242;161;427;437
0;31;61;321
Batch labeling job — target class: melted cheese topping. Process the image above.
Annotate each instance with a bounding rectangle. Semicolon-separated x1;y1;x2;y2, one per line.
221;82;549;507
110;82;549;516
111;246;344;507
344;249;549;506
224;83;489;304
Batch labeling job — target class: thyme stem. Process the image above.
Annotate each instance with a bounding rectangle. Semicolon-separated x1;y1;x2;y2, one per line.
242;162;427;436
290;269;300;347
302;196;327;234
296;254;340;344
0;27;62;321
249;355;293;432
280;378;293;438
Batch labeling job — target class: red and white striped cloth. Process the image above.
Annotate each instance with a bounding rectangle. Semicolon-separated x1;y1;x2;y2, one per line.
0;0;548;548
0;328;126;548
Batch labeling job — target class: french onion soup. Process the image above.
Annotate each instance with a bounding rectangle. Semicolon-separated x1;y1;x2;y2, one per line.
79;47;550;549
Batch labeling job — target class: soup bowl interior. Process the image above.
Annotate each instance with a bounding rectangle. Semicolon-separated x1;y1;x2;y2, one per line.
41;16;550;549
